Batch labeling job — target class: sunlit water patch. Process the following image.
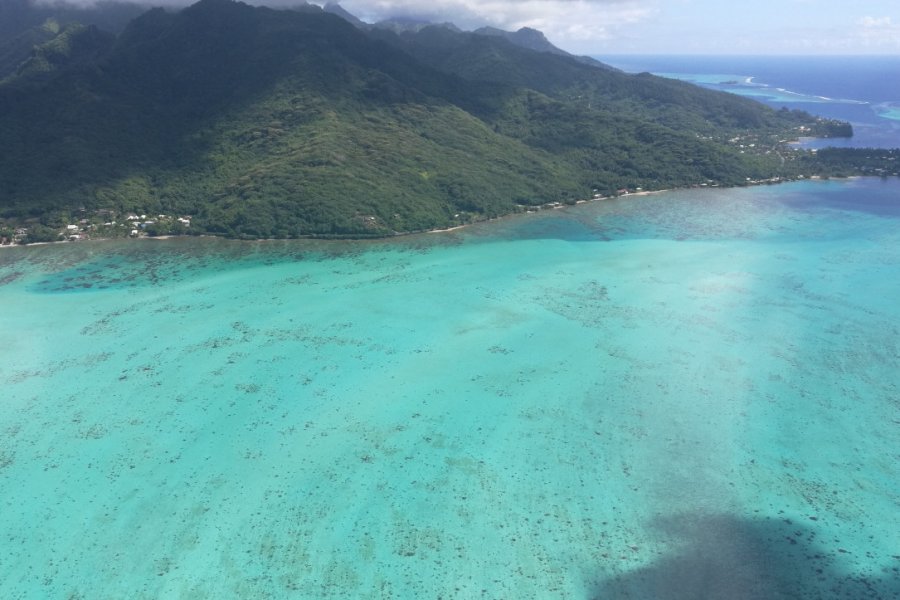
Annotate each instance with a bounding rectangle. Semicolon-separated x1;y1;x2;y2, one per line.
874;102;900;122
1;179;898;598
656;72;866;106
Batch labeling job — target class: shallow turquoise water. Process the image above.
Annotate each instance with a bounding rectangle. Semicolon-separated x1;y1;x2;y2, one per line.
655;72;865;105
875;103;900;122
1;179;898;598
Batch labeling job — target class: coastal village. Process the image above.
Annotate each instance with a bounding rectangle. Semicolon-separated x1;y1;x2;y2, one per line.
0;211;192;246
0;169;883;246
0;187;706;245
0;177;801;245
7;117;896;247
1;128;896;247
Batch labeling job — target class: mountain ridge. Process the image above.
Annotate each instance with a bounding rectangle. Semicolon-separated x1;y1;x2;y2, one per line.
319;2;611;70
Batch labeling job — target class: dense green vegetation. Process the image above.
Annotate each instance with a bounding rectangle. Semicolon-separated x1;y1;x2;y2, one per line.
0;0;144;44
0;0;894;240
792;147;900;177
0;19;61;79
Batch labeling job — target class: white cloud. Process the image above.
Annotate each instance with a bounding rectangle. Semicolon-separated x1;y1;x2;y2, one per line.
857;16;893;28
855;15;900;49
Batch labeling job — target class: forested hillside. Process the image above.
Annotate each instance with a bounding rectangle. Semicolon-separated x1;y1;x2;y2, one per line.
0;0;876;240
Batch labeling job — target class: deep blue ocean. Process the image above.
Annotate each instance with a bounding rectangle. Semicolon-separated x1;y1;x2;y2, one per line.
599;55;900;149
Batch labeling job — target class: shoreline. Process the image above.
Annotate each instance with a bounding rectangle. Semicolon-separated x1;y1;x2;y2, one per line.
0;176;871;250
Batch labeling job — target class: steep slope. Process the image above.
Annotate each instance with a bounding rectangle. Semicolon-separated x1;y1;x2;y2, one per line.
0;0;851;239
0;0;591;236
0;0;150;80
0;0;145;44
322;2;367;29
13;22;116;82
322;3;610;69
0;19;62;80
472;25;613;69
383;25;847;137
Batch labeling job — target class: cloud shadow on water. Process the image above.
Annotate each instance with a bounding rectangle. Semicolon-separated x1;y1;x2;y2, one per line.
590;513;899;600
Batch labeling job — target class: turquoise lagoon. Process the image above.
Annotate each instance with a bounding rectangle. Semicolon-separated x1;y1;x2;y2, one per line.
1;179;898;598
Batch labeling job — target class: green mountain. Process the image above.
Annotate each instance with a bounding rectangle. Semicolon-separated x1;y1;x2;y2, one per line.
0;0;145;46
471;26;612;69
0;0;867;240
0;19;62;80
0;1;150;82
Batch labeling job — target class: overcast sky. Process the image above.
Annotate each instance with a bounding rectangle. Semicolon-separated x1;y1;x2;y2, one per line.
39;0;900;55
